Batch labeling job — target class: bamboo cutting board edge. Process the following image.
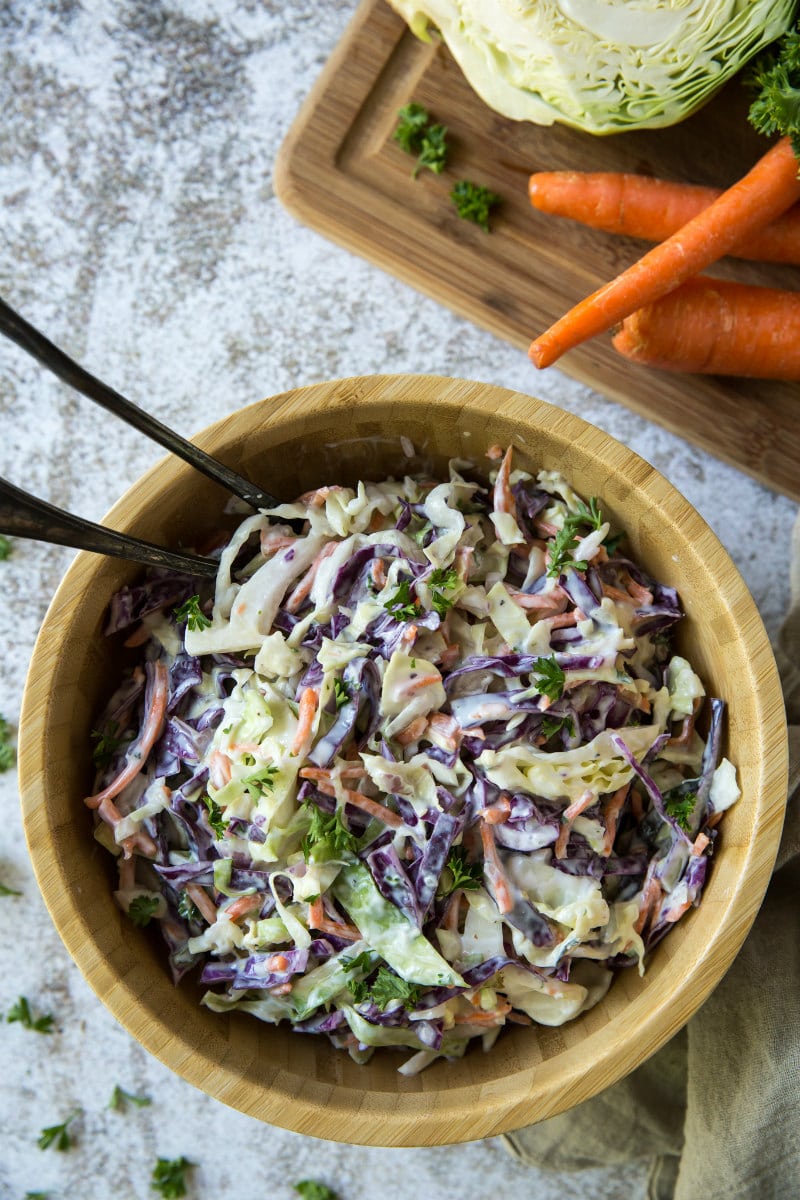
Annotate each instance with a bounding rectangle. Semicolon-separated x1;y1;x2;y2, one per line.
274;0;800;502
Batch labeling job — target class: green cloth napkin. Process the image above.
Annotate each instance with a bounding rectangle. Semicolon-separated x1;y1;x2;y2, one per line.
504;515;800;1200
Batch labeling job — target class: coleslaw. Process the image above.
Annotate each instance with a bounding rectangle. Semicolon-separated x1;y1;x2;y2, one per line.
86;445;739;1074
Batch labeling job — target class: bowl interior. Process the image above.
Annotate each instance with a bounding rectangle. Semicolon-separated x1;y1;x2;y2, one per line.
18;374;788;1145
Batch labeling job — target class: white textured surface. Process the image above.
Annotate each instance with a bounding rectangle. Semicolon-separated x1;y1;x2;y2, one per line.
0;3;796;1198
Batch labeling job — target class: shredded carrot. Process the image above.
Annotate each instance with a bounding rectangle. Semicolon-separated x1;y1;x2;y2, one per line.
563;788;596;824
553;821;571;860
85;661;169;809
401;673;442;695
224;893;264;921
291;687;319;756
529;137;800;368
633;872;663;935
600;785;629;856
307;897;361;942
122;624;151;648
692;832;711;857
612;276;800;379
296;485;344;507
547;612;579;629
480;822;514;914
209;750;233;789
285;541;337;613
492;445;522;538
342;787;404;829
370;558;387;590
97;795;158;859
261;530;297;557
269;981;294;995
486;443;504;461
187;882;218;925
481;794;512;825
528;169;800;264
506;1010;533;1026
394;715;429;746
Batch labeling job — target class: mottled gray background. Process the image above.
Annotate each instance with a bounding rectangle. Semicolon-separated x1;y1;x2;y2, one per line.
0;3;795;1198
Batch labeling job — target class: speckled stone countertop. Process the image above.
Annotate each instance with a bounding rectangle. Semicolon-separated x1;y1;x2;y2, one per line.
0;4;795;1199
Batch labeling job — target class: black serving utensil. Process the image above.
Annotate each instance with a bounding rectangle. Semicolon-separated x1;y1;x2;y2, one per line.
0;476;219;576
0;296;281;511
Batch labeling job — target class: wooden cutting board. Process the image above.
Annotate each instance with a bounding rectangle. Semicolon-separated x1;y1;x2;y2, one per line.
275;0;800;501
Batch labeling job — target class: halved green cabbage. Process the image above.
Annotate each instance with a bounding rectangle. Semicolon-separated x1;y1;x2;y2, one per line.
388;0;797;134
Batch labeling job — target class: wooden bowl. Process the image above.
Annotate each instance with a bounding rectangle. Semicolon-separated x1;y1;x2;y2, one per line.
19;375;787;1146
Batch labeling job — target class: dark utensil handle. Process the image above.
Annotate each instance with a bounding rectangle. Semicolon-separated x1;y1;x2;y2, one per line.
0;477;218;577
0;296;281;511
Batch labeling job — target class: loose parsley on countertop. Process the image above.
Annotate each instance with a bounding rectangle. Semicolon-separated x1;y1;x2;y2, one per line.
7;996;55;1034
151;1155;194;1198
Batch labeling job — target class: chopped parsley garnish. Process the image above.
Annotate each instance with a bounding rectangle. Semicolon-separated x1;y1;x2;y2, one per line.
294;1182;340;1200
451;180;501;232
333;678;351;709
25;1192;49;1199
203;794;227;837
383;578;418;621
109;1084;152;1110
428;566;459;616
301;805;358;861
546;497;605;577
242;764;278;796
37;1109;80;1152
0;534;12;560
7;996;55;1034
341;950;375;974
366;967;421;1011
151;1155;194;1198
128;895;160;928
0;714;15;773
91;720;125;768
541;714;575;740
532;655;566;703
0;880;21;897
443;846;483;894
664;792;696;832
172;594;211;632
178;890;200;923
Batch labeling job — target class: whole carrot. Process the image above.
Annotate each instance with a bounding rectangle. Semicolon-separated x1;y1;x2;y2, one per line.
528;170;800;263
611;276;800;379
528;136;800;369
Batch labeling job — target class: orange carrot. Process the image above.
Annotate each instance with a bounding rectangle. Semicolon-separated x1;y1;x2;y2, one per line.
186;882;218;925
291;687;319;756
529;137;800;369
342;787;404;829
529;170;800;263
479;822;514;914
85;661;169;809
224;893;264;921
612;276;800;379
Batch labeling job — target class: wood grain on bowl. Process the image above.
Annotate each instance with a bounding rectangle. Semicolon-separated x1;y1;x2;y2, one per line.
18;375;788;1146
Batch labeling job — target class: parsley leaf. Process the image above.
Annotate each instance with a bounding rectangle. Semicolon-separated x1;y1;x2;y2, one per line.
442;846;483;895
128;895;160;928
294;1182;340;1200
178;890;200;923
301;804;358;862
414;122;448;175
383;578;418;622
451;180;501;232
203;794;227;837
0;534;11;560
540;714;575;740
333;678;351;709
25;1192;50;1199
37;1110;80;1152
7;996;55;1034
392;102;430;153
546;497;604;577
532;655;566;703
242;764;278;796
91;720;125;768
664;791;696;832
0;714;15;773
341;950;375;974
110;1084;152;1110
0;880;22;897
151;1155;194;1199
172;594;211;632
368;967;421;1011
428;566;459;616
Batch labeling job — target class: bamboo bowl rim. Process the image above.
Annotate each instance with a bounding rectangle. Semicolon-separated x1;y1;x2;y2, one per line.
18;374;788;1146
